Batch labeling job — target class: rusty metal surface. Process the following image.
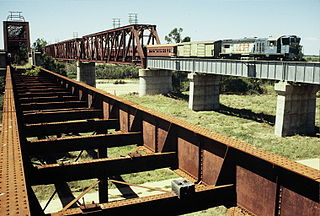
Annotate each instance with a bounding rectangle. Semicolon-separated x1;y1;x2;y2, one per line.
2;65;319;215
24;119;118;137
37;66;319;215
26;131;142;153
279;186;320;216
50;184;234;216
3;21;30;59
236;166;277;216
31;152;177;185
44;24;161;67
0;66;31;215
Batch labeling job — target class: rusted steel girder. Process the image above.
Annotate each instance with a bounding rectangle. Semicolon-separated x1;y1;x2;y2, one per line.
37;67;319;215
24;119;119;137
26;131;142;153
1;65;319;215
30;152;177;185
51;185;235;216
44;24;161;67
0;66;31;215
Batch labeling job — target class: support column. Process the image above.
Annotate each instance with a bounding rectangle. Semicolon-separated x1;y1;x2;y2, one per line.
98;148;108;203
139;69;172;96
188;73;220;111
76;61;96;87
274;81;319;137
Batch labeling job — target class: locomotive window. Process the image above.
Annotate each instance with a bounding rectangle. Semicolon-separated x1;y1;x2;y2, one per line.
269;41;276;46
224;45;230;48
282;38;290;45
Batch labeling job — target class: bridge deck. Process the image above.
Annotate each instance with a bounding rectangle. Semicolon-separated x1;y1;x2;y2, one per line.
0;66;319;215
147;57;320;85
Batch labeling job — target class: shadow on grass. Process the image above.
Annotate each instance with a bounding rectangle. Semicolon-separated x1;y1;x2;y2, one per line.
218;104;275;126
165;91;189;101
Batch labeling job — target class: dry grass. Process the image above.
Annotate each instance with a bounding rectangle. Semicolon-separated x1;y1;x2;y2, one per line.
121;89;320;160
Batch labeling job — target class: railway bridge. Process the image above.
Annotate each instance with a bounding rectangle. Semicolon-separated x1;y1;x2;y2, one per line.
42;24;320;137
0;19;319;215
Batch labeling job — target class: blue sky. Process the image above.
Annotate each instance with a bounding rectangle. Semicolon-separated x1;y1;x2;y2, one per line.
0;0;319;55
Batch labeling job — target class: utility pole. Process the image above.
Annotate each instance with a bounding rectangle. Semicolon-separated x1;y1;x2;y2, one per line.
128;13;138;24
112;18;121;28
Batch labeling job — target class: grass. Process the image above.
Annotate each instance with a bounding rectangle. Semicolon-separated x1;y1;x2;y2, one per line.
121;88;320;160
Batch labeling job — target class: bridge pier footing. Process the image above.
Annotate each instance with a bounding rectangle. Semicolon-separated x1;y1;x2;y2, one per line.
274;81;319;137
76;61;96;87
139;69;172;96
188;73;220;111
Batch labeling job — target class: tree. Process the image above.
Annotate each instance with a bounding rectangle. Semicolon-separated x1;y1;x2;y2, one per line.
32;38;48;51
165;28;191;43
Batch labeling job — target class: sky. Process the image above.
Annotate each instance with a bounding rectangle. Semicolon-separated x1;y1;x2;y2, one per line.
0;0;319;55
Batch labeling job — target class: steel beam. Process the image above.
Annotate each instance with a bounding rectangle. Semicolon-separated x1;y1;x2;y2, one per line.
22;108;102;123
0;66;31;215
50;185;235;216
24;119;119;137
18;95;79;103
30;152;177;185
26;131;142;153
20;100;87;111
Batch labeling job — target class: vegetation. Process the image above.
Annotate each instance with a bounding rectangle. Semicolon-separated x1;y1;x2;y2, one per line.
96;64;139;79
23;67;41;76
165;28;191;43
122;90;320;160
304;55;320;62
11;43;28;65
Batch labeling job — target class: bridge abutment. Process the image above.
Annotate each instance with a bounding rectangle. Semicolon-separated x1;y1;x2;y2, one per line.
76;61;96;87
139;69;172;96
274;81;319;137
188;73;220;111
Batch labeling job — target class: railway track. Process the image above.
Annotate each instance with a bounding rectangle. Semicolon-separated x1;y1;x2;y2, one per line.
0;66;319;215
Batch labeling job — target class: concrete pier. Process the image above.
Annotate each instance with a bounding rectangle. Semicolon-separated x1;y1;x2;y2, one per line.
76;61;96;87
274;81;319;137
139;69;172;96
188;73;220;111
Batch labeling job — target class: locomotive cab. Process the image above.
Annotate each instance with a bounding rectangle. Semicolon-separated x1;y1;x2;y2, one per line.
278;35;303;60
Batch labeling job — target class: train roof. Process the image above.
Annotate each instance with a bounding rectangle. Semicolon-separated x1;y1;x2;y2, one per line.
145;43;177;47
267;35;300;40
176;40;216;45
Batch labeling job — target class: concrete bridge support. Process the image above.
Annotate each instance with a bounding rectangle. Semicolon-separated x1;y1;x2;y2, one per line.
76;61;96;87
139;69;172;96
274;81;319;137
188;73;220;111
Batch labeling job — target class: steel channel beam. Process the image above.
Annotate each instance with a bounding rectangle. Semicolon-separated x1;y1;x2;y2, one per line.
24;119;119;137
30;152;177;185
20;101;87;111
50;185;234;216
22;108;102;124
18;95;79;103
0;66;31;215
26;131;142;153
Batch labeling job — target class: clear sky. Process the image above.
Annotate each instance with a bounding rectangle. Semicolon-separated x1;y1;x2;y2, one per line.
0;0;319;55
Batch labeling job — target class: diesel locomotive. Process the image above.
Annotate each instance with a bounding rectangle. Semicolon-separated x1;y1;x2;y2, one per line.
146;35;303;60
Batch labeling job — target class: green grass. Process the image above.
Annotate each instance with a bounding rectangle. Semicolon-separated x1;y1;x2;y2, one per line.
121;89;320;160
181;206;227;216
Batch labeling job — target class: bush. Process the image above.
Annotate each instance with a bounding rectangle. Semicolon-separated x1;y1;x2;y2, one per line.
220;77;266;94
172;71;189;93
23;67;41;76
96;64;139;79
41;54;66;76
